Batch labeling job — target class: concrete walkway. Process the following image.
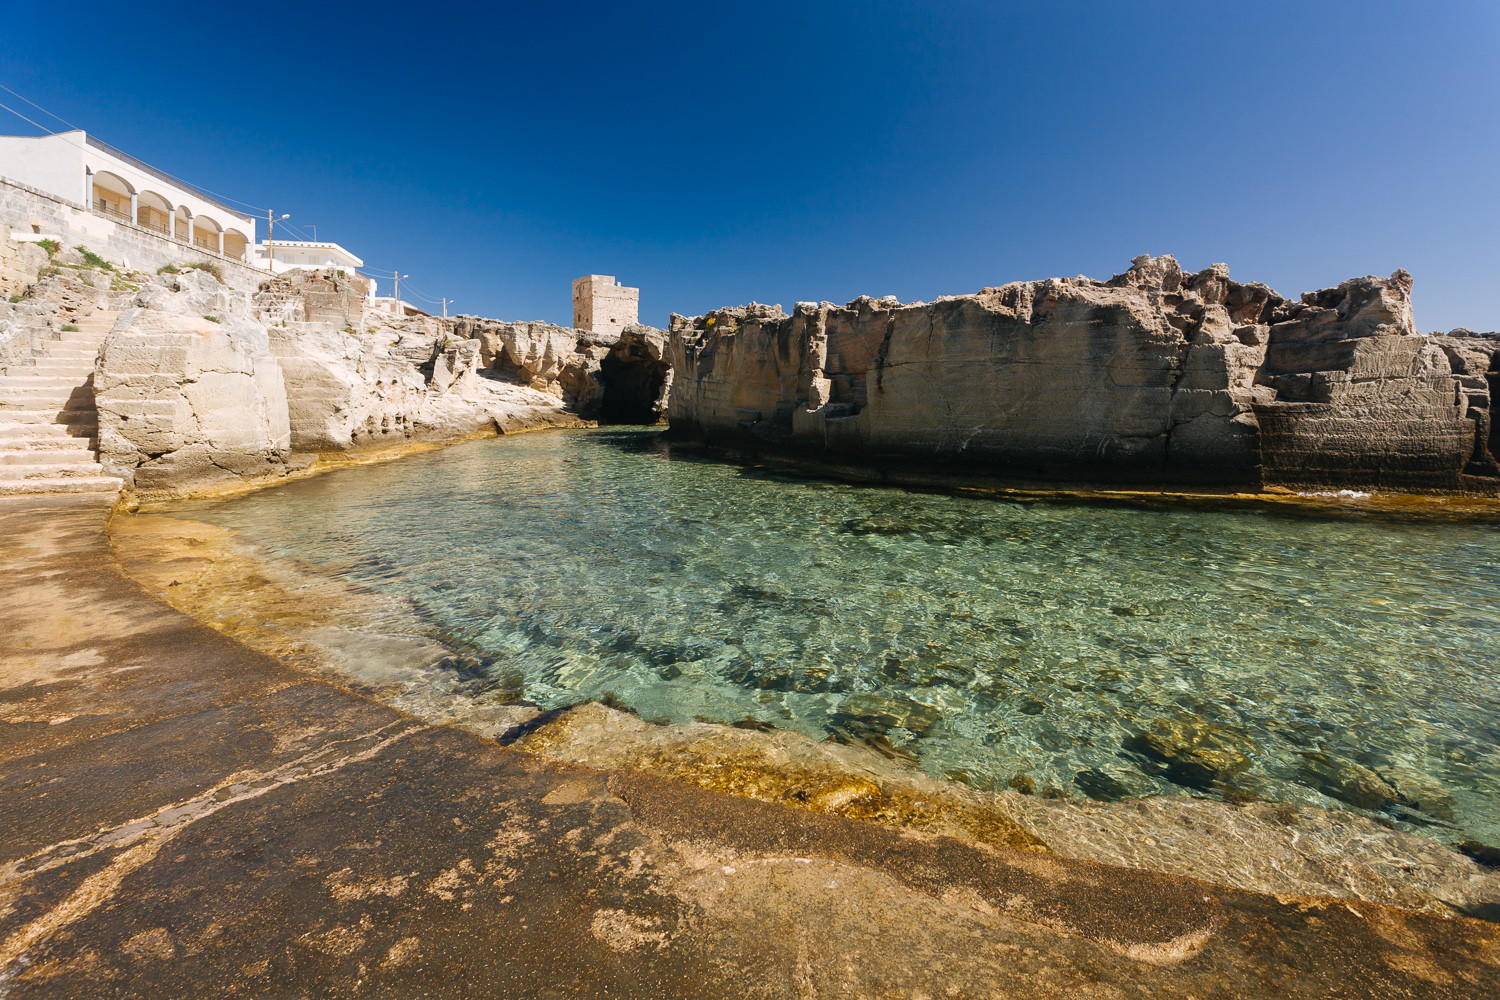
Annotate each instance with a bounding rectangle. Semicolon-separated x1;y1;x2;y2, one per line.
0;495;1496;998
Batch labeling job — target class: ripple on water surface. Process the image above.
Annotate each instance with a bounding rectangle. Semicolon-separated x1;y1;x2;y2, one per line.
176;428;1500;851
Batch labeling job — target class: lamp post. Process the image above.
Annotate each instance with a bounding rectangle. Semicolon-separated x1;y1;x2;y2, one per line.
393;273;409;314
265;211;290;272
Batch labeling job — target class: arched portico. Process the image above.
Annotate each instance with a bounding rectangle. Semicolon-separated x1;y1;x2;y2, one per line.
191;214;223;254
135;190;172;235
88;170;134;223
173;206;193;243
222;229;248;262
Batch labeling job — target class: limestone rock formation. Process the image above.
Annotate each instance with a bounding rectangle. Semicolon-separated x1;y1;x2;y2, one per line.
667;256;1498;493
85;266;670;497
0;225;46;300
452;317;672;421
95;269;293;492
601;325;672;423
455;317;609;413
1434;330;1500;478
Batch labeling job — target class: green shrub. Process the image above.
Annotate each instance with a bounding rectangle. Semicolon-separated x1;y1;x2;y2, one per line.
61;323;79;332
7;294;22;304
111;278;140;292
36;238;59;256
203;315;222;324
183;261;222;282
74;246;114;271
157;264;181;275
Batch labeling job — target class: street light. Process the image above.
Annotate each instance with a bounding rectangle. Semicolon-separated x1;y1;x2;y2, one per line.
266;212;291;272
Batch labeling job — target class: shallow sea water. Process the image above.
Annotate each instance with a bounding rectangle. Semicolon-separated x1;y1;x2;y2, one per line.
177;429;1500;848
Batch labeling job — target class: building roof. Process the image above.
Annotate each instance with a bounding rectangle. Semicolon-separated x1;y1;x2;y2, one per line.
80;133;253;221
258;240;364;267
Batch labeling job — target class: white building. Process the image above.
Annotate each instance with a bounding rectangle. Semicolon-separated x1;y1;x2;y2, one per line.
256;239;363;276
0;131;256;261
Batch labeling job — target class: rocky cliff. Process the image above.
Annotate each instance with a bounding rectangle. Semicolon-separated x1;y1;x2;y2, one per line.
96;270;292;491
78;267;670;497
667;256;1499;493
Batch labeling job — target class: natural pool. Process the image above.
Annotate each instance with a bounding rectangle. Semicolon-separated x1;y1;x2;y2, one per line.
172;428;1500;851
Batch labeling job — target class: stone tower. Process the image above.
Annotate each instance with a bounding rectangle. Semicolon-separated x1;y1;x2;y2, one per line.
572;274;639;333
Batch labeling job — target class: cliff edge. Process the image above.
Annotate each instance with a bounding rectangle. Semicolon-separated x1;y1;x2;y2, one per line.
667;255;1499;493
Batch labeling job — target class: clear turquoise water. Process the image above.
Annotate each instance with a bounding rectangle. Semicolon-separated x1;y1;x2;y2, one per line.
179;428;1500;848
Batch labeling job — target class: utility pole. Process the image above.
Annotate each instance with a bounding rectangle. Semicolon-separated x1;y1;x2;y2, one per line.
393;272;408;314
440;297;452;318
265;210;289;272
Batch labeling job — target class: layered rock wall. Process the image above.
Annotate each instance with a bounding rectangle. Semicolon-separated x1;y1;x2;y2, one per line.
95;270;293;491
87;267;671;496
667;256;1497;493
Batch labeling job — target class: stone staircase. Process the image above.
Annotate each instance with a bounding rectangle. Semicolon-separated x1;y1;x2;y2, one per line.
0;309;125;496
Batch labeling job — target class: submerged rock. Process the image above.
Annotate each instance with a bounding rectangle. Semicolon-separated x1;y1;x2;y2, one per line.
831;692;944;740
1073;768;1138;801
1297;752;1400;811
1127;716;1254;790
504;702;1500;918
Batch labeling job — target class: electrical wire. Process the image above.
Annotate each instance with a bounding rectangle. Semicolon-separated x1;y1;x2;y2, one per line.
0;83;82;131
0;83;415;287
1;83;273;217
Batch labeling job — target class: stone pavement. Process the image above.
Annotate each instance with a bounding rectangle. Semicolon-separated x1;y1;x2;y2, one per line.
0;494;1496;998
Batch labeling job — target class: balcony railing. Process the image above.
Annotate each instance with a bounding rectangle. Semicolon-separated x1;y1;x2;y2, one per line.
85;199;249;265
93;200;131;223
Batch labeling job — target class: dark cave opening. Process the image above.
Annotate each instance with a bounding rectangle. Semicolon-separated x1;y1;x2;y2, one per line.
598;343;670;424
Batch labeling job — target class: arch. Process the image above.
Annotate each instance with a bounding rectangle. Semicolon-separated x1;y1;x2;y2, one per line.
222;228;248;262
135;190;173;235
191;214;223;253
90;170;134;221
173;205;193;243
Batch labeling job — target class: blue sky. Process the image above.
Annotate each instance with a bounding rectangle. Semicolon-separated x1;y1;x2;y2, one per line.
3;1;1497;330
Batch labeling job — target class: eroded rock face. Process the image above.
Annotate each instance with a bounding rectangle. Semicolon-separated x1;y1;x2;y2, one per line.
260;303;593;454
0;227;46;300
668;256;1497;492
96;270;292;492
452;316;672;421
599;325;672;423
88;267;665;496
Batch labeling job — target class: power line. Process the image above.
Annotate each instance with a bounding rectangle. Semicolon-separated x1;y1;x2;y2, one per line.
1;83;405;284
0;83;82;131
359;265;439;301
0;99;56;138
0;82;273;216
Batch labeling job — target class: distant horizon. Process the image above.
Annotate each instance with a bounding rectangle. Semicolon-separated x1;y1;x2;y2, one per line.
4;1;1497;332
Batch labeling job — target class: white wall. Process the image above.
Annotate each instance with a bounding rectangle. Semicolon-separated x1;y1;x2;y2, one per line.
0;131;259;246
0;177;269;294
0;133;85;202
81;135;256;240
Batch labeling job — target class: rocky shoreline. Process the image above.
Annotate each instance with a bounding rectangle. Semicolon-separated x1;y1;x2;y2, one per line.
667;256;1500;495
106;465;1500;921
5;237;1500;992
1;243;671;503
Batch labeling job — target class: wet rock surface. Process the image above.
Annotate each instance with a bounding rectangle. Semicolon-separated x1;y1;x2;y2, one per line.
4;497;1499;996
1128;716;1255;791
